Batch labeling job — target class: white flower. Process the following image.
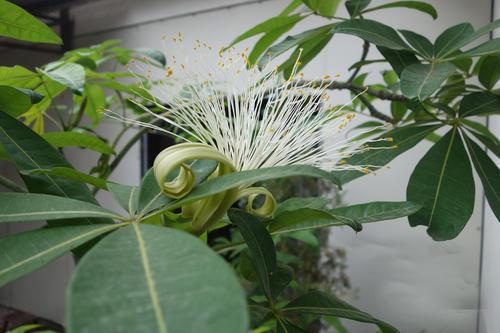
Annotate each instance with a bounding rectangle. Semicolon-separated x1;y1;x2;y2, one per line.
108;37;389;174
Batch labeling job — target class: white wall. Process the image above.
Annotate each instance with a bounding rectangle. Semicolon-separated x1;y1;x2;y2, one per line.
478;1;500;332
0;0;494;332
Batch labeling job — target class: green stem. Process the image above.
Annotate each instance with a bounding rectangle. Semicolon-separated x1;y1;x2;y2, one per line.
0;175;27;192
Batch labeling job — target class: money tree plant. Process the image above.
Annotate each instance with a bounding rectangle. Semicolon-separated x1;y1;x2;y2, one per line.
0;1;498;333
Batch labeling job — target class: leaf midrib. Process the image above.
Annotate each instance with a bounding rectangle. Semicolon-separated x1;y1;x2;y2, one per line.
428;127;457;227
132;223;169;333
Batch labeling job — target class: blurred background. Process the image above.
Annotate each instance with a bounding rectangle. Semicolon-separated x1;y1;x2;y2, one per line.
0;0;498;332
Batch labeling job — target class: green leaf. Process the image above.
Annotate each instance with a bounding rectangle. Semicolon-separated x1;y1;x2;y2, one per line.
42;131;114;154
268;208;362;234
42;63;85;93
332;19;410;50
281;29;334;78
0;112;109;223
0;0;62;44
437;19;500;58
275;197;328;216
0;65;40;88
276;320;308;333
67;223;248;333
83;84;106;125
134;48;166;67
459;92;500;117
108;183;138;215
302;0;342;17
282;291;399;333
464;136;500;221
391;101;408;122
363;1;437;19
433;23;474;58
345;0;371;17
0;224;121;287
399;30;433;59
407;128;475;240
229;209;277;300
478;55;500;89
330;201;422;223
333;124;441;184
458;38;500;58
173;165;340;209
258;24;334;67
248;22;299;65
377;46;419;76
0;85;36;117
28;167;108;190
400;62;456;100
0;192;121;223
228;14;305;47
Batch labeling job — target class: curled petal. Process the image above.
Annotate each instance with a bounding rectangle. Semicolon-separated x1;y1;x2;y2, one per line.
153;142;234;198
238;187;277;218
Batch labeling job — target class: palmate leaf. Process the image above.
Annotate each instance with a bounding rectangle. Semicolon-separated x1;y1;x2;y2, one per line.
400;63;456;100
464;136;500;221
282;291;399;333
107;182;139;215
0;0;62;44
0;224;122;287
407;127;475;240
67;223;248;333
0;193;121;223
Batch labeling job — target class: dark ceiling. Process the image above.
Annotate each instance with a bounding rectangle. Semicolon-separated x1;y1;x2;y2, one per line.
11;0;89;13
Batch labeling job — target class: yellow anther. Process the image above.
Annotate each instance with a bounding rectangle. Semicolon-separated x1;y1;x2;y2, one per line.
166;67;174;77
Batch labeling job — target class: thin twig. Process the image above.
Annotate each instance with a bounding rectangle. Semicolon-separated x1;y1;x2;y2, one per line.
357;94;394;123
347;40;370;83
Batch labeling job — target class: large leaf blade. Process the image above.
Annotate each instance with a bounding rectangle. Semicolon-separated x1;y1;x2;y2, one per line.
400;63;456;100
67;223;248;333
332;19;410;50
42;131;114;154
407;128;475;240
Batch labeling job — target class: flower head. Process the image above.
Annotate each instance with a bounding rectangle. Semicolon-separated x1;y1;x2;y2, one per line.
109;37;387;174
107;37;391;233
